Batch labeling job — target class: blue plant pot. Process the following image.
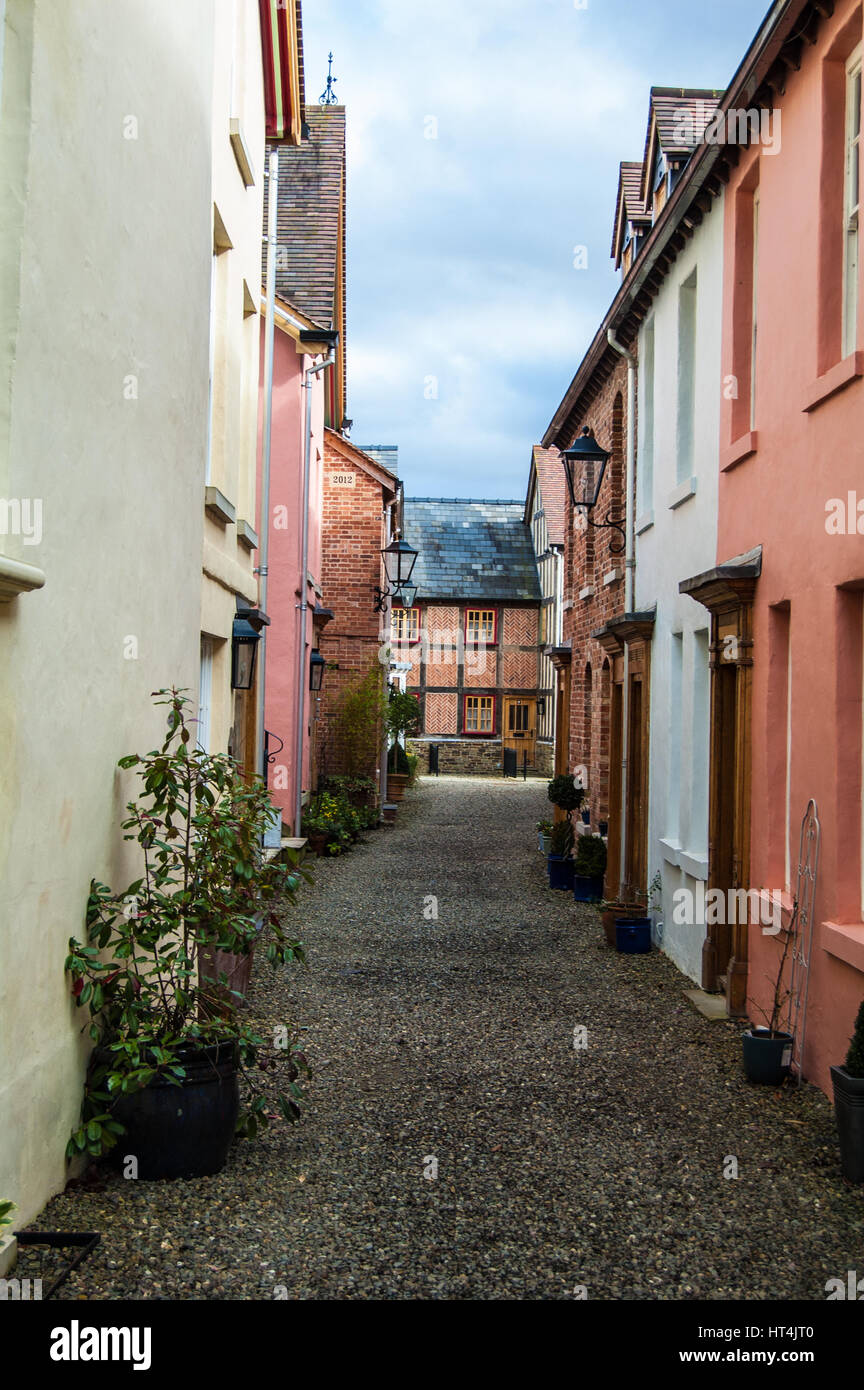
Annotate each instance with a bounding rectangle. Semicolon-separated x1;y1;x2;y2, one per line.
573;873;604;902
615;917;652;953
547;854;574;891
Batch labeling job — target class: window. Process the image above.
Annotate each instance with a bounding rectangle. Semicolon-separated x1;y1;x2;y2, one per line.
391;606;419;643
465;609;496;644
198;636;213;752
843;47;861;359
677;268;698;482
464;695;494;734
638;317;655;511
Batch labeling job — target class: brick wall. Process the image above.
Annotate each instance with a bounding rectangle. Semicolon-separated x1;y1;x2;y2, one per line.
317;436;392;781
561;356;630;823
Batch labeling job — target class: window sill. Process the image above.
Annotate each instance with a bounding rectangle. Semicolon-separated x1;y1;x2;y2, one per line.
635;509;654;535
802;351;864;414
821;919;864;973
0;553;46;602
236;518;259;551
720;431;758;472
667;477;697;509
205;486;236;527
229;117;255;187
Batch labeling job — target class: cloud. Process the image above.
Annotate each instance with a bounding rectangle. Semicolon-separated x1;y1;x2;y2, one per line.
304;0;763;496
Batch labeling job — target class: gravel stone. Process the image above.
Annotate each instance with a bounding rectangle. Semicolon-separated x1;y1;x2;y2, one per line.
37;776;864;1300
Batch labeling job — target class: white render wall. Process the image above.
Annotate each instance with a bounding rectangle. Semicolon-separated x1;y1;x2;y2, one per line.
634;191;725;984
0;0;214;1231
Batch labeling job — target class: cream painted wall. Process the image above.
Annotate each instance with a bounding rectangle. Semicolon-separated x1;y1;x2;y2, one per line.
202;0;266;761
0;0;215;1230
634;193;725;984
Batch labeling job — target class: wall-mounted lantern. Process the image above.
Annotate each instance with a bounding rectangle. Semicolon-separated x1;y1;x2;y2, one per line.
231;616;261;690
309;649;326;691
559;426;625;554
392;581;418;610
375;535;419;613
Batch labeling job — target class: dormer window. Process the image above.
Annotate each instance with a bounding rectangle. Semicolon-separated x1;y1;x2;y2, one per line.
654;151;667;191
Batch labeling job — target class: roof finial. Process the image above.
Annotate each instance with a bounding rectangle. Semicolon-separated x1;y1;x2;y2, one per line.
319;52;338;106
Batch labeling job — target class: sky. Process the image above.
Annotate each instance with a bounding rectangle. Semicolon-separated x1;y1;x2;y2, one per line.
303;0;768;501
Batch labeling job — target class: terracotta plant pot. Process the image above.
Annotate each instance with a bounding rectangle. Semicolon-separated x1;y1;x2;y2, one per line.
306;831;328;856
600;902;642;947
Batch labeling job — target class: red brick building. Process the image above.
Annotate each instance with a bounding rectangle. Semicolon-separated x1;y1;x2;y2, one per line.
316;429;399;788
397;499;544;776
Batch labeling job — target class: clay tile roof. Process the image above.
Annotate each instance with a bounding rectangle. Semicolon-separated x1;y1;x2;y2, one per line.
402;499;541;603
611;160;650;259
641;86;725;202
263;106;346;331
531;446;566;547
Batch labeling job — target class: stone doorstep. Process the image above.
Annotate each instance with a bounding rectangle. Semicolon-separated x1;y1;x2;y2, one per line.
684;988;729;1021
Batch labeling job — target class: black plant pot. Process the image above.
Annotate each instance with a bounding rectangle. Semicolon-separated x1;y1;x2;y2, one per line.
598;820;608;836
742;1028;793;1085
98;1041;239;1180
830;1065;864;1183
547;854;575;891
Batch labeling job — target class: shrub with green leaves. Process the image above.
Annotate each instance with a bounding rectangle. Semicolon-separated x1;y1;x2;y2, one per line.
547;774;585;817
574;833;607;878
65;688;312;1159
845;999;864;1078
549;819;574;858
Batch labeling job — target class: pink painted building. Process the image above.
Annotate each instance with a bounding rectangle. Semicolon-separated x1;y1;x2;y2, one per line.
702;0;864;1093
256;296;333;825
257;108;348;828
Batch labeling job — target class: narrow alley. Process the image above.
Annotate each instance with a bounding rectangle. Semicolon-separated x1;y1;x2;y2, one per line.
41;778;861;1301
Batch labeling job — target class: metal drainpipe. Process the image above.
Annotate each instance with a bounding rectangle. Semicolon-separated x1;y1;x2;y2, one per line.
380;500;395;809
256;148;278;785
294;350;335;838
606;329;636;900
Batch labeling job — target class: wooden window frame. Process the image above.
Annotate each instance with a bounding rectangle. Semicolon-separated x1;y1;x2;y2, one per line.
465;608;498;646
391;605;420;644
463;694;496;736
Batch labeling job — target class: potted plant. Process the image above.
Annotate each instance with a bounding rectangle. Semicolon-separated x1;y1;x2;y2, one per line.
573;833;607;902
386;690;421;801
65;689;311;1181
831;999;864;1183
547;818;574;890
597;898;643;948
547;773;585;821
742;907;795;1085
536;819;553;854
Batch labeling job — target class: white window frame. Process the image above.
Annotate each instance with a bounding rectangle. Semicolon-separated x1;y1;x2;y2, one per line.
843;46;862;360
198;636;214;752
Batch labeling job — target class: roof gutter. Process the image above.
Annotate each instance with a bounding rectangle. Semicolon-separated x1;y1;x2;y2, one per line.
543;0;806;447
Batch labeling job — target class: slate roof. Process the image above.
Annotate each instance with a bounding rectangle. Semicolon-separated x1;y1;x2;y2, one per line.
263;106;346;330
402;499;541;603
529;446;566;547
357;446;399;477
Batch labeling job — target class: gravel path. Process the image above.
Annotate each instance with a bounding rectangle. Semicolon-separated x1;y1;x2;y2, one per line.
38;775;862;1300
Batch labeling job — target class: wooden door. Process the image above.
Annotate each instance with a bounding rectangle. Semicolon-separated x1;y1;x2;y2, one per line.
503;697;537;765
